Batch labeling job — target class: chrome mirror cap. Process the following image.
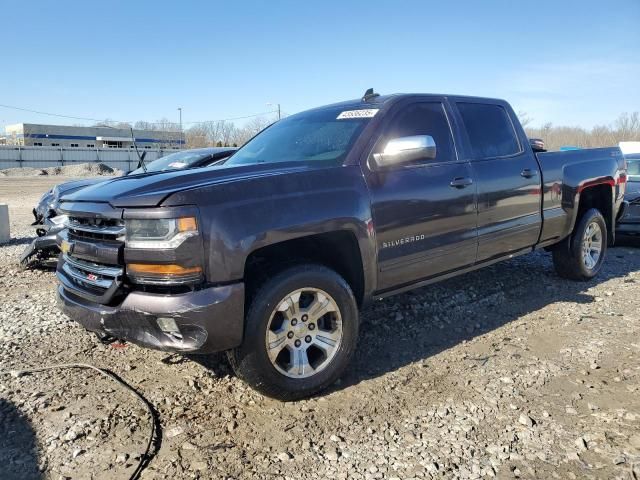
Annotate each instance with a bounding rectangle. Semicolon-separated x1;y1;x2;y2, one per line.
372;135;437;169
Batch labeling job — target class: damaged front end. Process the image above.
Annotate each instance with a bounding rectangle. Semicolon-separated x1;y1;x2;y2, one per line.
55;203;244;354
57;282;244;352
20;214;69;268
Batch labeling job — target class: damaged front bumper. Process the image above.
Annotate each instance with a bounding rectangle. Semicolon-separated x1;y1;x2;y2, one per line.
20;216;68;267
57;283;245;354
20;233;58;265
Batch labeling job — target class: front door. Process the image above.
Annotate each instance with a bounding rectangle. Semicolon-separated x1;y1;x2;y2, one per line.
363;101;478;292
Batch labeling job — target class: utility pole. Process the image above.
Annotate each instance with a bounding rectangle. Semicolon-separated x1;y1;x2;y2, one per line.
267;103;281;120
178;107;183;149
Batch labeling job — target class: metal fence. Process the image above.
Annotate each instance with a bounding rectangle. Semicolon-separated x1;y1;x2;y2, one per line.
0;146;175;171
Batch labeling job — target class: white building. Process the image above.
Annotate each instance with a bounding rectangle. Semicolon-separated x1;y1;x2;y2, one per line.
4;123;183;149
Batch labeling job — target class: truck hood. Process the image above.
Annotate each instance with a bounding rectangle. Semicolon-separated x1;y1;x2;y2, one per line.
60;162;311;208
57;177;112;195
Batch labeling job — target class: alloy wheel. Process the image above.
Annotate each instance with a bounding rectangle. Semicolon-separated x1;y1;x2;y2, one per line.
582;221;603;270
265;288;343;379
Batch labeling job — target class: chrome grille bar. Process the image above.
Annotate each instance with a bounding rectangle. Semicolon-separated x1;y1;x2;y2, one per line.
62;262;114;289
68;219;125;236
63;254;123;278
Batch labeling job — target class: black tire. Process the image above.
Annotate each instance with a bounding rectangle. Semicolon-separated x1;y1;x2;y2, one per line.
227;264;359;401
552;208;607;281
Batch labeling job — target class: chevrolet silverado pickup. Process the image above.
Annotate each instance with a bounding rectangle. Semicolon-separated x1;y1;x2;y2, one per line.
56;91;627;400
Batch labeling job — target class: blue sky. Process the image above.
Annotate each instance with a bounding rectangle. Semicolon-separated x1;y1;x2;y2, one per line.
1;0;638;131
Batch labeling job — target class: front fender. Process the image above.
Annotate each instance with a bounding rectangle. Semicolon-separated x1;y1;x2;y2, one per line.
163;165;376;298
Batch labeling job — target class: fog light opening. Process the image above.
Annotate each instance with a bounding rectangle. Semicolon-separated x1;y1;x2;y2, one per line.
157;317;183;339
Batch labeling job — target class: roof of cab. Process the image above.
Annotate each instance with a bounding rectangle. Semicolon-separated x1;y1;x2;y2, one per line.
310;92;508;111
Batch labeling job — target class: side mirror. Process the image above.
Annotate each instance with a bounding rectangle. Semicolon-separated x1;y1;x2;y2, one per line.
372;135;437;169
529;138;546;153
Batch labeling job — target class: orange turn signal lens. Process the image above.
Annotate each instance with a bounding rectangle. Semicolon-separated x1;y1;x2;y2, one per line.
127;263;202;276
177;217;197;232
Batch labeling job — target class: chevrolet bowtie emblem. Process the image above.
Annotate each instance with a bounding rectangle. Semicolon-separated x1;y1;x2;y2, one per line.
60;240;74;254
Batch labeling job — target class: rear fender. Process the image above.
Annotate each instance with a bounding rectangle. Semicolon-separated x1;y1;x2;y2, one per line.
570;177;617;244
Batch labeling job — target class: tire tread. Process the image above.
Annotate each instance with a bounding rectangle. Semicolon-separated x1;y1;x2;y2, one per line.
227;264;358;401
552;208;607;281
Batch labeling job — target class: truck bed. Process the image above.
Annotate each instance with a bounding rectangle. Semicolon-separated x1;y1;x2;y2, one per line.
535;147;625;245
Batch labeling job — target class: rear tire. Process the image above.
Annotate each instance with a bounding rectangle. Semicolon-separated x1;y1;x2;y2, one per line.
227;264;359;401
552;208;607;281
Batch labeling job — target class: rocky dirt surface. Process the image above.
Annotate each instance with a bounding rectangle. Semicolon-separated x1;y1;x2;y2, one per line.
0;163;121;177
1;177;639;480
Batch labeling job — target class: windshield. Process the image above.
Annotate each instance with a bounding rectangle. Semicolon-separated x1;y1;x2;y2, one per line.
627;157;640;178
225;106;376;166
130;150;213;175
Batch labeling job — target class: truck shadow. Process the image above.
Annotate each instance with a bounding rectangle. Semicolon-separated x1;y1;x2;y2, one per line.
615;234;640;248
333;247;640;393
190;246;640;396
0;398;42;480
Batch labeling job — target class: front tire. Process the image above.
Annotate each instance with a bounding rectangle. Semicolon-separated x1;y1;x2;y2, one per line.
552;208;607;281
227;265;359;401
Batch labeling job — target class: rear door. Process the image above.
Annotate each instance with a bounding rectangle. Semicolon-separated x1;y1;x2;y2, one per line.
453;101;542;261
363;99;478;292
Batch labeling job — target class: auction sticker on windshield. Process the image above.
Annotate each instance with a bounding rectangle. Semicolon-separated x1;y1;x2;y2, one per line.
168;162;187;169
336;109;379;119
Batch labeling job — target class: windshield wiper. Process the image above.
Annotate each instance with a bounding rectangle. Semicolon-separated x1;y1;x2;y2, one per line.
130;127;147;173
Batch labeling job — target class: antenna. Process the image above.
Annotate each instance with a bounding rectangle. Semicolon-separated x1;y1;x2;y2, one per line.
362;88;380;102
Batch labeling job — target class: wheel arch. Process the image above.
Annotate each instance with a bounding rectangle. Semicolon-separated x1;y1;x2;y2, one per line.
574;181;615;246
243;230;369;308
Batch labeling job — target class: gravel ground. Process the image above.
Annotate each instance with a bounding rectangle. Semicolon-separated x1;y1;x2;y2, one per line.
0;163;120;177
1;177;639;480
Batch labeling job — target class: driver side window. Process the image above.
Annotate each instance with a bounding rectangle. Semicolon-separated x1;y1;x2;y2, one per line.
380;102;455;164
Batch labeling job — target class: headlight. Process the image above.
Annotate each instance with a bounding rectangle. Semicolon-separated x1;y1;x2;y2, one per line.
125;217;198;249
50;214;69;226
124;216;203;285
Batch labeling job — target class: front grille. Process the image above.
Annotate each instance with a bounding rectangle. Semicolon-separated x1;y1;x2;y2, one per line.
68;217;125;241
58;215;125;303
62;254;123;295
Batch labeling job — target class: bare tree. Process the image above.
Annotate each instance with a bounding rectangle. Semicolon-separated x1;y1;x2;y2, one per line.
615;112;640;141
133;121;155;130
518;111;533;129
525;112;640;151
184;120;239;148
184;124;207;148
231;116;275;146
129;118;181;147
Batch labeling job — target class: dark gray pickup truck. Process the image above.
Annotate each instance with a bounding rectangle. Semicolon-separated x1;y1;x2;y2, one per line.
56;92;627;400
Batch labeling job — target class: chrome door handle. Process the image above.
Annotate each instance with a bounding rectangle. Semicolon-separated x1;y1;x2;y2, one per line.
450;177;473;189
521;168;538;179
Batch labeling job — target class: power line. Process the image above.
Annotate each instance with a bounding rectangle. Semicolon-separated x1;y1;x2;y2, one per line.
0;102;278;127
0;103;106;123
183;111;278;124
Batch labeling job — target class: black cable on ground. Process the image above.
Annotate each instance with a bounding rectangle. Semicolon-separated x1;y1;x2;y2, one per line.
0;363;161;480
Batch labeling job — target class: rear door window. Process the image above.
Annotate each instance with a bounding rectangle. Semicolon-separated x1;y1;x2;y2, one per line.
457;103;521;159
